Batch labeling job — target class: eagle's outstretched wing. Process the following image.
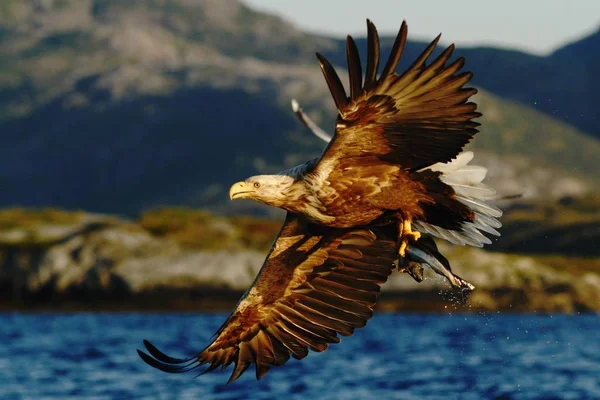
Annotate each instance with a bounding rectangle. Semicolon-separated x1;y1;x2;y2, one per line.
313;19;480;174
138;213;399;383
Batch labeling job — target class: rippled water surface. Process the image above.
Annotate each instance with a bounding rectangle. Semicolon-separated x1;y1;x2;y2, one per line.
0;313;598;399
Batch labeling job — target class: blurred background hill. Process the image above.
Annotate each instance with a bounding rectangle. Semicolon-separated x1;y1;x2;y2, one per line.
0;0;598;312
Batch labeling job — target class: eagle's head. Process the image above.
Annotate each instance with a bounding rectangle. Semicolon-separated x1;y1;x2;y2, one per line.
229;175;296;207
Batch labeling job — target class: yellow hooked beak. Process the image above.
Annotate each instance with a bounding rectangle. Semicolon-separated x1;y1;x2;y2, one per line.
229;181;253;200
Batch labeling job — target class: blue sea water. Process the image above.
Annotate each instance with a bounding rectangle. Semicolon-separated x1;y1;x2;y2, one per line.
0;313;598;399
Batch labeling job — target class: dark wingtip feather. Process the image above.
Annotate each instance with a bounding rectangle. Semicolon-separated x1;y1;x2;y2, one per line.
137;349;160;368
256;363;271;380
408;33;442;72
137;349;199;374
227;360;251;384
430;33;442;51
379;20;408;82
139;340;200;374
346;35;363;101
316;52;349;114
143;339;194;364
198;362;221;377
364;19;380;91
434;43;455;66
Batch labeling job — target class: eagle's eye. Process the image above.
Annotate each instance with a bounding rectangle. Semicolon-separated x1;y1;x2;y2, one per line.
253;182;261;188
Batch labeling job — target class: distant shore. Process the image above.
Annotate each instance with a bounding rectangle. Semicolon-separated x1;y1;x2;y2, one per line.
1;208;599;314
2;288;598;314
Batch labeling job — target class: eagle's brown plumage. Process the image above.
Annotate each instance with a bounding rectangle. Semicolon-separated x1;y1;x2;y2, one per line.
316;20;479;171
305;19;481;229
139;19;502;384
139;214;401;382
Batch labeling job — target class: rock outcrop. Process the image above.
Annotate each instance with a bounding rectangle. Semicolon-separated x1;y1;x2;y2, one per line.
1;216;598;313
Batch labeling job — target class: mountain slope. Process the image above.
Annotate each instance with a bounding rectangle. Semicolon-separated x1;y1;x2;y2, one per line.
0;0;333;119
0;0;598;215
461;30;600;141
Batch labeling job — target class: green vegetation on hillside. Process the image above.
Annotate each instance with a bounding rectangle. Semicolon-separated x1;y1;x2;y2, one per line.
1;193;597;257
0;208;85;230
0;204;598;312
139;207;281;251
493;194;600;256
472;91;600;179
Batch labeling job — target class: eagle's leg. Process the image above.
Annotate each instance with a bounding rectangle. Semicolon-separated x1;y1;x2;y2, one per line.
398;218;421;258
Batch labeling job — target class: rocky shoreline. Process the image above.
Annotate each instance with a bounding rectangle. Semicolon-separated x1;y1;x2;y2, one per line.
1;215;598;313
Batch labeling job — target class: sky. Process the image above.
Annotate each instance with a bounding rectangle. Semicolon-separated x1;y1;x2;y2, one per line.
243;0;599;55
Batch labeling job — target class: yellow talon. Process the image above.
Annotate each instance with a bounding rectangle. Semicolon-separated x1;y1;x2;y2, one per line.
398;219;421;258
398;241;408;258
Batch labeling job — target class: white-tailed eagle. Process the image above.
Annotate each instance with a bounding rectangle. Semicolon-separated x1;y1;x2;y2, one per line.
139;19;501;383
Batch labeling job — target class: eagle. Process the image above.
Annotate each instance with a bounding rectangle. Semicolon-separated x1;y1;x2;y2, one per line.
138;20;501;383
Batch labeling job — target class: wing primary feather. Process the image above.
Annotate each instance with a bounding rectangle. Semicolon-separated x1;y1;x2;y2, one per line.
315;272;380;292
228;343;252;384
427;44;455;73
293;302;355;336
275;319;323;350
265;333;292;366
248;334;272;381
207;349;231;372
308;291;373;319
346;35;363;101
310;279;378;305
266;325;309;360
333;266;389;282
276;305;340;343
197;361;221;376
137;350;200;374
296;296;366;327
364;19;380;91
334;258;391;275
405;33;441;73
252;333;275;380
316;52;349;114
420;56;465;90
256;362;271;381
273;309;332;346
379;20;407;82
143;339;195;364
409;44;454;89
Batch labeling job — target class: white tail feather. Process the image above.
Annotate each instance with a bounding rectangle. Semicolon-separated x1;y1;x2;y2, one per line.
426;151;474;174
474;212;502;229
449;183;496;199
441;166;488;186
472;218;501;236
417;152;503;247
457;196;503;218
